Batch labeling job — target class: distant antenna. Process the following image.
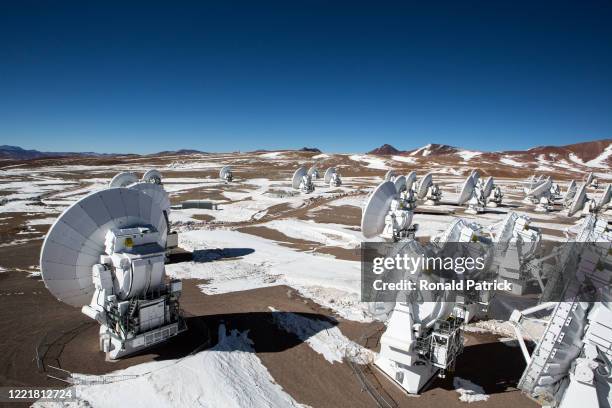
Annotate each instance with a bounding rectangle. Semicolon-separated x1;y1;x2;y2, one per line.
566;183;587;216
416;172;442;205
526;179;553;212
457;174;484;214
109;172;139;188
470;169;480;183
323;166;342;187
564;180;577;203
219;166;233;182
405;171;417;191
393;175;407;193
292;166;314;193
596;184;611;210
142;169;162;184
384;170;395;182
482;176;494;198
416;173;433;199
307;165;320;180
361;181;414;240
584;171;594;186
457;175;475;205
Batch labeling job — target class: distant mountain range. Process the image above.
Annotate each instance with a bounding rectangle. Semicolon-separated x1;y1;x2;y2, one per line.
366;139;612;169
0;145;117;160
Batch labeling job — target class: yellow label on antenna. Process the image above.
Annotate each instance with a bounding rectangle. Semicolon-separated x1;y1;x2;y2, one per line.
124;237;134;248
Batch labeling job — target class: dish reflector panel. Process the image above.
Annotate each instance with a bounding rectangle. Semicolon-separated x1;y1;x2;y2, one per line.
361;181;397;238
458;175;475;204
292;167;307;189
482;176;494;198
142;169;162;184
129;182;171;213
219;166;232;179
527;179;552;198
470;170;480;182
324;167;336;183
416;172;433;199
584;172;594;185
567;183;587;216
307;166;318;177
109;172;139;188
406;171;417;191
597;184;611;208
393;175;407;193
40;188;168;307
384;170;395;181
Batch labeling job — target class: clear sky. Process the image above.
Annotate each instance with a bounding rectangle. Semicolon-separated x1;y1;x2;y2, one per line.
1;1;611;154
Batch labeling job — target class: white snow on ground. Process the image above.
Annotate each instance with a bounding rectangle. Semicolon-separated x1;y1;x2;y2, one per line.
326;195;366;208
453;377;489;403
35;325;304;408
410;144;433;157
391;155;417;164
268;307;374;364
499;157;524;167
312;153;330;159
348;154;389;170
165;229;370;321
456;150;482;161
26;217;56;226
262;219;362;248
258;151;285;159
584;144;612;168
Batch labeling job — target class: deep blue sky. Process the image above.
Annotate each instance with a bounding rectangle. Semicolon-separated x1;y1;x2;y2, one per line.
1;1;611;154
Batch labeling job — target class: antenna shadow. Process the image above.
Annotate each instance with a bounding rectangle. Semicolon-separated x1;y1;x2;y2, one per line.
144;311;338;361
167;247;255;264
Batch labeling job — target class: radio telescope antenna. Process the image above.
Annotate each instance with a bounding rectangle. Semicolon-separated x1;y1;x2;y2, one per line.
482;176;494;198
292;166;314;193
40;188;185;359
384;170;396;182
563;180;577;203
596;184;611;211
393;175;407;193
219;166;233;182
109;172;139;188
416;172;442;205
323;166;342;187
361;181;414;241
566;183;588;216
584;171;594;186
470;169;480;183
457;175;475;205
526;179;553;212
142;169;162;184
405;171;417;191
307;165;320;180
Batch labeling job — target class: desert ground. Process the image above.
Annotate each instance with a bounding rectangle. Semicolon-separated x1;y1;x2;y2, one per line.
0;146;610;408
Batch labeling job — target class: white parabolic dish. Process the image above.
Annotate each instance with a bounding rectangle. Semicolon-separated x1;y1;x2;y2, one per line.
457;175;475;204
39;188;168;307
384;170;395;181
597;184;611;208
528;179;552;198
142;169;162;184
568;183;587;216
219;165;231;179
406;171;417;191
361;181;397;238
393;175;407;193
416;172;433;199
324;167;336;183
292;166;307;189
482;176;494;198
109;172;139;188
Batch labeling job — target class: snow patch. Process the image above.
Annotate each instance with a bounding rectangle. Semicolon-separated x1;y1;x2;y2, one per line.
453;377;489;403
268;307;374;364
